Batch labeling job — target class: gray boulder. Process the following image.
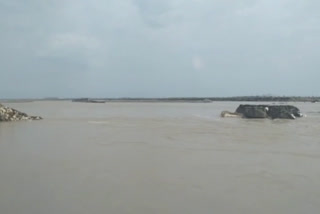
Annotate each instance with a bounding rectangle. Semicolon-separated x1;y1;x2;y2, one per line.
222;104;303;119
235;105;269;118
0;103;42;122
266;105;302;119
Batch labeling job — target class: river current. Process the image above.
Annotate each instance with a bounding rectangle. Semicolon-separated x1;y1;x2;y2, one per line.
0;101;319;214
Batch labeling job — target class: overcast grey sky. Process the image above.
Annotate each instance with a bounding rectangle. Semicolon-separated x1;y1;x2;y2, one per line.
0;0;319;98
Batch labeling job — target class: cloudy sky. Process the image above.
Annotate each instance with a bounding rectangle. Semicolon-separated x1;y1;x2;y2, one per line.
0;0;319;98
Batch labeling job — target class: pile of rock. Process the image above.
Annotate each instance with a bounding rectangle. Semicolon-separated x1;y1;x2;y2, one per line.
0;103;42;122
221;104;304;120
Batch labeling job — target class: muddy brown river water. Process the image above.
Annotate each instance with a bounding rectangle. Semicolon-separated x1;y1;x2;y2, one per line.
0;101;319;214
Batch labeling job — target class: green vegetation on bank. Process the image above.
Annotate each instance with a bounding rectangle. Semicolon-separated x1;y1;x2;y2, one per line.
1;96;319;103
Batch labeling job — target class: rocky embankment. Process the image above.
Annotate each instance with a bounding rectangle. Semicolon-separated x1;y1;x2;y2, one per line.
221;104;304;119
0;103;42;122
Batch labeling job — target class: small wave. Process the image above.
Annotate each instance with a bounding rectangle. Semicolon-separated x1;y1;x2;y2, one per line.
306;111;320;114
88;121;110;124
191;114;221;121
